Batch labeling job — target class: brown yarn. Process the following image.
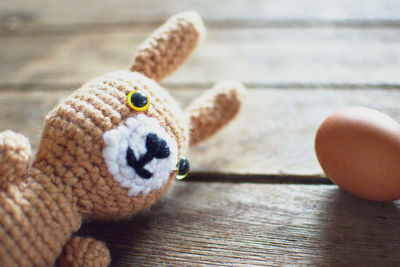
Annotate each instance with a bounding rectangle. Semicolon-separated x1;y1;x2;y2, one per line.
0;11;245;267
0;168;81;266
130;11;205;82
0;130;32;186
185;81;246;146
58;236;111;267
33;71;186;221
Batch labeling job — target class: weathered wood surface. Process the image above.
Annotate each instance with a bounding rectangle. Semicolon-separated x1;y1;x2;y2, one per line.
79;182;400;266
1;0;400;266
2;88;400;178
1;28;400;88
1;0;400;35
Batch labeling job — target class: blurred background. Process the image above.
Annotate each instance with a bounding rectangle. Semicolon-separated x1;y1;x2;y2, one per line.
2;1;400;266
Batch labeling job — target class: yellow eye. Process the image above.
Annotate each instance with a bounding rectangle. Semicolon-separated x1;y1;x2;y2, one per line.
126;91;150;111
176;157;190;180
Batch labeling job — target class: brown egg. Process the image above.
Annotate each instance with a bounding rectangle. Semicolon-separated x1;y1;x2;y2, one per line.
315;106;400;201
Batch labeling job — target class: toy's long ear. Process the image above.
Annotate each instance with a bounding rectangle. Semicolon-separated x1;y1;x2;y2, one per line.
130;12;205;82
185;81;246;147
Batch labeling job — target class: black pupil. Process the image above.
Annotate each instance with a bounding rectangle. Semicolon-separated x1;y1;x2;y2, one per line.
131;92;148;108
178;158;190;175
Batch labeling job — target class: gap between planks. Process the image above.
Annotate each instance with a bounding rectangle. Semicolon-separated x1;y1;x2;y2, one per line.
1;0;400;36
2;19;400;37
1;82;400;92
184;173;332;185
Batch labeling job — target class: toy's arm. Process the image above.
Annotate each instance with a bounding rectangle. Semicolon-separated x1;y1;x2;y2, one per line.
130;11;205;82
185;81;246;146
0;130;32;185
58;236;111;267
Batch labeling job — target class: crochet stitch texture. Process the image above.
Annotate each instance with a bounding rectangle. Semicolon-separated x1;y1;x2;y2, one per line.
0;12;245;267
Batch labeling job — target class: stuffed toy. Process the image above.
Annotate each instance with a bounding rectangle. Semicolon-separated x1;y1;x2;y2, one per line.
0;12;245;267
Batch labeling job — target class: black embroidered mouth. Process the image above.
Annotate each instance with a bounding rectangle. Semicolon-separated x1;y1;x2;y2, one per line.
126;133;170;179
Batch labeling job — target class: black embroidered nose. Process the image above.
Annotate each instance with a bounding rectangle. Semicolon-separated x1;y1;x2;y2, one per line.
146;133;170;159
126;133;170;179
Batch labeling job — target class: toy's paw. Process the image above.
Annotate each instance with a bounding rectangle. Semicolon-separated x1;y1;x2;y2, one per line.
59;236;111;267
0;130;32;184
185;81;247;146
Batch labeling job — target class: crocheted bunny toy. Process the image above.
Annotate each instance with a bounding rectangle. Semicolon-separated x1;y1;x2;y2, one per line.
0;12;245;267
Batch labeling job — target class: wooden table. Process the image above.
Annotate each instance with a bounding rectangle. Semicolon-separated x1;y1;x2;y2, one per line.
1;1;400;266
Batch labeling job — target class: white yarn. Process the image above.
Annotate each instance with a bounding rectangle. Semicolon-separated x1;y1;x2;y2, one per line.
102;114;178;196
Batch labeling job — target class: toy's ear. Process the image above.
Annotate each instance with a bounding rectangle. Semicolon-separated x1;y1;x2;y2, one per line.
185;81;246;147
130;11;205;82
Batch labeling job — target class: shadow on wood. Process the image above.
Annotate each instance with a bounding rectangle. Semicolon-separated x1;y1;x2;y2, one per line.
78;182;400;266
317;189;400;266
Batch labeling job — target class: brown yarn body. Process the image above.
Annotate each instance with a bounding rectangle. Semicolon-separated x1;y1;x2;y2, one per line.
0;12;246;267
0;168;81;266
32;70;185;221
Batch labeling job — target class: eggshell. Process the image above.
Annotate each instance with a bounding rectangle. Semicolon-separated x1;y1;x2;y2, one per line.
315;106;400;201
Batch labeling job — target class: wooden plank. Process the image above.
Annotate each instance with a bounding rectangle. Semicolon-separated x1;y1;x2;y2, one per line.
0;34;65;85
189;88;400;176
0;90;64;150
78;182;400;266
1;28;400;87
2;88;400;177
1;0;400;34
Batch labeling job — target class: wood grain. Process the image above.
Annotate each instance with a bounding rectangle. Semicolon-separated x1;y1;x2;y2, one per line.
2;88;400;177
1;28;400;88
79;182;400;266
1;0;400;35
1;1;399;266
